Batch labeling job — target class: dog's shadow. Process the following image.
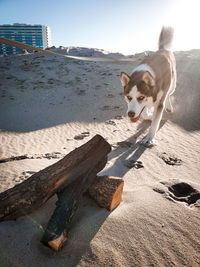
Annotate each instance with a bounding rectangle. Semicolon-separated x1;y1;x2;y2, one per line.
102;119;166;178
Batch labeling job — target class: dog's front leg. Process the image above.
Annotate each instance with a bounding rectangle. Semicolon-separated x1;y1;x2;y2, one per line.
142;102;164;145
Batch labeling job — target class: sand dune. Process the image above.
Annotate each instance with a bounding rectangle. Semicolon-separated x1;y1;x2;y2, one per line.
0;49;200;266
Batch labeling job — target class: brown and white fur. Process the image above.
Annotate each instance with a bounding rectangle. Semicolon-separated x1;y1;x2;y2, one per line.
120;26;176;145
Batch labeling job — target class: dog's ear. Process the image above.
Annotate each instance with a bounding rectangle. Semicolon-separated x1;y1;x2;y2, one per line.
120;72;130;87
142;71;155;87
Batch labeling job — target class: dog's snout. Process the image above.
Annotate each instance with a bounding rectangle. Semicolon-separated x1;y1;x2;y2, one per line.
128;111;135;118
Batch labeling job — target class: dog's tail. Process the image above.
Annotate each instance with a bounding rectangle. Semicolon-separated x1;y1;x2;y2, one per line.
158;26;174;50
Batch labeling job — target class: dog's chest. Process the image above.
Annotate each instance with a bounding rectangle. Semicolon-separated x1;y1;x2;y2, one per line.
146;96;154;108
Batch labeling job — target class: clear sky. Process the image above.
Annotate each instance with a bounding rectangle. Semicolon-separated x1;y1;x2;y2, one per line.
0;0;199;55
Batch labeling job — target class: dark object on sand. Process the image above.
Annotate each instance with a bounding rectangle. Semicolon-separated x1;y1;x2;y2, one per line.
159;152;182;166
0;135;124;251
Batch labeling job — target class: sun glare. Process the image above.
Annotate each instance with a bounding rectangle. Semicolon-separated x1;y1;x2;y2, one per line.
164;0;200;51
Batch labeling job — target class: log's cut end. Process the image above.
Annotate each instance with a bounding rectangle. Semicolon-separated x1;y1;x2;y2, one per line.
88;176;124;211
109;181;124;211
47;233;67;251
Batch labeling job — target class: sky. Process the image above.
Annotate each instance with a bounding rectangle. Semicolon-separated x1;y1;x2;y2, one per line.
0;0;200;55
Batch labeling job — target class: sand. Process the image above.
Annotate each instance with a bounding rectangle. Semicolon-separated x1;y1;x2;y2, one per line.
0;48;200;267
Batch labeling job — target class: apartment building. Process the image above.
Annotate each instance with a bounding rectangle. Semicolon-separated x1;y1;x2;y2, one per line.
0;23;51;54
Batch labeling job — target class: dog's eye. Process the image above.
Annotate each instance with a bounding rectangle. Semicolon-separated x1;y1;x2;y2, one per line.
127;96;132;101
137;96;145;101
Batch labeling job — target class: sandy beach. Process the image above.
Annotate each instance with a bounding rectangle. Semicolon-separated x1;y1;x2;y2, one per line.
0;48;200;267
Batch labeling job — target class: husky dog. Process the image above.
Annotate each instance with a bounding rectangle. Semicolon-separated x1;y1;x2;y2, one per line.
120;26;176;144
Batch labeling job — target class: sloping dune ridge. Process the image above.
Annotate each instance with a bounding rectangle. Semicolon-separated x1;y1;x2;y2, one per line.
0;48;200;267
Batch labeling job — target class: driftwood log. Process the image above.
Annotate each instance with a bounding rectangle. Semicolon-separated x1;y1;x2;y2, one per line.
0;135;111;222
0;134;125;252
41;177;89;251
41;175;124;251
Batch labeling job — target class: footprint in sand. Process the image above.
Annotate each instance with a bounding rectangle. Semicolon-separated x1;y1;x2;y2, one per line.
74;132;90;140
100;105;120;111
47;78;55;84
105;120;116;126
77;89;86;95
159;152;182;166
154;181;200;206
116;141;133;148
44;152;63;159
115;115;123;120
125;159;144;169
112;140;135;149
168;182;200;205
107;93;115;98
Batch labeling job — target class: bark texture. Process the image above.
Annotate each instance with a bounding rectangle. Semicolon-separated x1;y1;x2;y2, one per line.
0;135;111;222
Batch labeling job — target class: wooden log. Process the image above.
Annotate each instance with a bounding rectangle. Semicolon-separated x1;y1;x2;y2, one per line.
41;172;100;250
0;135;111;222
89;176;124;211
40;182;79;251
41;175;124;251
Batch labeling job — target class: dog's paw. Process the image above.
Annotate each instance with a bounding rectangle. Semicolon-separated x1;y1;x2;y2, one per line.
141;134;156;147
